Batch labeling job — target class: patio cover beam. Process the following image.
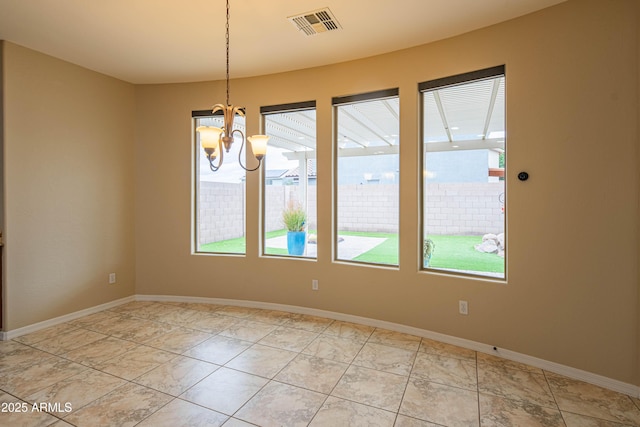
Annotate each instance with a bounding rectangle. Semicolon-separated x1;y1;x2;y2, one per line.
340;109;392;147
433;90;454;142
482;79;501;140
424;138;504;152
280;137;503;161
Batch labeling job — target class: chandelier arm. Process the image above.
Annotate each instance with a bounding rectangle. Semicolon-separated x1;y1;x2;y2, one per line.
234;129;261;172
208;141;224;171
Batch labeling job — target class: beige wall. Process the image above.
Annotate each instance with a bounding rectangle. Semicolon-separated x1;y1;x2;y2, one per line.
2;42;136;329
0;0;638;387
134;0;640;385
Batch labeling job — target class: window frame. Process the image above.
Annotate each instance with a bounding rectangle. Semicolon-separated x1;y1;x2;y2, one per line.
192;108;248;256
332;88;401;268
260;101;318;260
418;65;507;280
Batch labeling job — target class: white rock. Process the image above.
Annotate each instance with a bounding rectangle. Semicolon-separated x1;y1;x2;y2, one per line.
475;241;498;254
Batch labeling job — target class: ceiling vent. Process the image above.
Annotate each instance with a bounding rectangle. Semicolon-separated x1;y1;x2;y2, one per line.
288;8;342;36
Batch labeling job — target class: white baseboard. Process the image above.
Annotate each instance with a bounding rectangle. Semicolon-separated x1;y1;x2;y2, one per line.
0;295;135;341
3;293;638;399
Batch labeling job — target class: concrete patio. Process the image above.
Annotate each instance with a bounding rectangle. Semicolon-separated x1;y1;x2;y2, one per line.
264;234;387;259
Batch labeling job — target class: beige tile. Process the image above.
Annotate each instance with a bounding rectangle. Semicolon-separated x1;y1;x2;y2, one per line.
225;344;297;378
478;351;543;374
235;381;326;427
281;313;334;333
31;328;107;355
546;372;640;425
303;334;364;363
258;326;318;352
184;335;252;365
352;342;416;376
394;415;441;426
478;363;557;409
134;355;218;396
181;367;267;415
332;365;408;412
0;342;53;374
64;382;172;427
400;377;479;426
0;390;61;427
27;369;125;415
221;418;256;427
323;321;375;343
143;327;211;354
215;306;261;318
411;352;477;391
49;421;76;427
0;339;33;354
419;338;476;361
13;323;79;346
110;318;175;342
1;356;87;398
248;309;295;325
108;300;157;315
368;329;421;352
309;396;396;427
89;314;143;335
93;345;175;380
61;336;138;367
275;353;348;394
5;304;639;427
124;302;183;321
175;302;225;313
218;320;278;342
182;312;239;334
136;398;229;427
66;310;122;330
480;393;565;426
562;411;634;427
150;307;202;325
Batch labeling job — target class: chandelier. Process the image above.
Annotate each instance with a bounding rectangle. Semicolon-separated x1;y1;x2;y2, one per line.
196;0;269;172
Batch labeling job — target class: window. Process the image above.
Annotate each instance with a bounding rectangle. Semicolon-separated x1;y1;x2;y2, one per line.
261;102;317;258
334;90;400;266
193;111;247;254
420;66;506;279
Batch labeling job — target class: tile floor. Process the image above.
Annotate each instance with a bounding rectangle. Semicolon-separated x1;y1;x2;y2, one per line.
1;300;639;427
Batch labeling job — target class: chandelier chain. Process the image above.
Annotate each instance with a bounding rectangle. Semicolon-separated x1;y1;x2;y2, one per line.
225;0;230;106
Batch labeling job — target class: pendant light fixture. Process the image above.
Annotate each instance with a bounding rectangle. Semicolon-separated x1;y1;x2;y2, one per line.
196;0;269;172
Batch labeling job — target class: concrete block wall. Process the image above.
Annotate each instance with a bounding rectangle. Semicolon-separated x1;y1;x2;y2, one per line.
199;182;504;244
198;181;245;245
337;184;400;233
424;182;505;235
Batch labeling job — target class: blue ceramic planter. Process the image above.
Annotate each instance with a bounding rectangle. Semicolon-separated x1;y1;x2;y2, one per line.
287;231;307;256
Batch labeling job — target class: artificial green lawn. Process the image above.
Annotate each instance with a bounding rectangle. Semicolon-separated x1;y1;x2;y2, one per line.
199;230;504;274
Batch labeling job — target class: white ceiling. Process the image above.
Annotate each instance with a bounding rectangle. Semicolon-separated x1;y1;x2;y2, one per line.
0;0;565;84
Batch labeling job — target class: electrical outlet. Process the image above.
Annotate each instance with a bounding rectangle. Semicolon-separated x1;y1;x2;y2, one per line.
459;300;468;315
109;273;116;284
312;279;318;291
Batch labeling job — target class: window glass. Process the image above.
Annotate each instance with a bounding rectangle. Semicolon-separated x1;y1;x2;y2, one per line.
335;92;400;266
263;108;317;258
421;68;506;279
194;114;247;254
